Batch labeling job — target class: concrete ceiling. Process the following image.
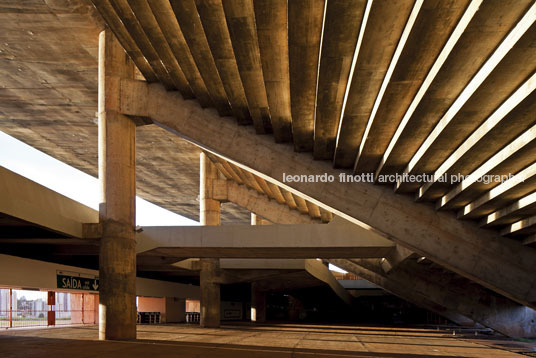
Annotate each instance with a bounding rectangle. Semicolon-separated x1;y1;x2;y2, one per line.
1;0;536;243
0;0;250;224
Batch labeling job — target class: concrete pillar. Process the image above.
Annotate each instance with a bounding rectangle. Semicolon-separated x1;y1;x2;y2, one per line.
251;213;271;225
251;282;266;323
98;29;137;340
199;153;221;328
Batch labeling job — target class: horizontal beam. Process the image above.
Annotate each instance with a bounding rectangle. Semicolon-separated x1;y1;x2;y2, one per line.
120;79;536;309
0;166;98;238
136;217;394;258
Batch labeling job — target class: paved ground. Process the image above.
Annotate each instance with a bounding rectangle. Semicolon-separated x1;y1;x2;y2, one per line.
0;323;534;357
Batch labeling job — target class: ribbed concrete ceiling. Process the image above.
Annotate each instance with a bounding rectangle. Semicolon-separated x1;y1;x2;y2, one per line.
1;1;536;245
88;0;536;246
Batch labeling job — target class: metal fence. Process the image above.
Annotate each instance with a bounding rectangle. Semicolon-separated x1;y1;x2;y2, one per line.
0;288;97;329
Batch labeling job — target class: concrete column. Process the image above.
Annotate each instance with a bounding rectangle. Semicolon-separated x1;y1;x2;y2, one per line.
250;214;268;323
199;153;221;328
251;213;271;225
251;282;266;323
98;29;137;340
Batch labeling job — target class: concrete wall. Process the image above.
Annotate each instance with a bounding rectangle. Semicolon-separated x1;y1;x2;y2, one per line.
165;297;186;323
0;254;199;299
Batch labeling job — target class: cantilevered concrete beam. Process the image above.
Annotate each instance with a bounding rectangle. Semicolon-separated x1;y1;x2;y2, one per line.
120;79;536;309
331;259;475;328
136;217;394;258
0;166;98;238
379;245;414;273
339;259;536;338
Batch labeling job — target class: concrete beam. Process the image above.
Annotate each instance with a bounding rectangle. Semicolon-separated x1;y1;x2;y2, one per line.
120;79;536;309
227;180;318;225
458;162;536;219
341;259;536;338
0;254;198;299
136;218;395;258
331;259;476;328
0;166;98;238
380;245;414;273
523;234;536;246
304;259;353;305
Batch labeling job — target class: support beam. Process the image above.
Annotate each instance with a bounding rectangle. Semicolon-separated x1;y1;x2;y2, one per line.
397;2;536;190
199;152;220;328
416;71;536;201
98;29;137;341
331;259;475;328
437;122;536;210
458;162;536;219
0;167;98;238
380;245;414;273
227;181;317;225
523;234;536;246
340;259;536;338
500;215;536;237
120;80;536;309
480;191;536;228
136;219;394;258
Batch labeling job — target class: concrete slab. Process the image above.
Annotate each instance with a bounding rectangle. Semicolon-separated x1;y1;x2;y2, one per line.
0;324;530;357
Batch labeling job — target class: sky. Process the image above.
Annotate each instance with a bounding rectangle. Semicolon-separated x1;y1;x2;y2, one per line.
0;131;198;226
0;130;345;285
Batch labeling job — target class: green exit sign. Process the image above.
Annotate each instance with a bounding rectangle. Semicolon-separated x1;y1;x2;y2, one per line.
56;271;99;292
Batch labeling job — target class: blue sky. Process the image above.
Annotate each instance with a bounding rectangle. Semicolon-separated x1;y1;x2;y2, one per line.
0;131;198;226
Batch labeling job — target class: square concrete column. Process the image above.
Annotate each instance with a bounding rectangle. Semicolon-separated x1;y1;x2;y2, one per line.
250;214;268;323
199;153;221;328
98;29;137;340
251;282;266;323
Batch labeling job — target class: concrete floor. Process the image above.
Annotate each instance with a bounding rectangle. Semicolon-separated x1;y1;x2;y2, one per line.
0;323;534;358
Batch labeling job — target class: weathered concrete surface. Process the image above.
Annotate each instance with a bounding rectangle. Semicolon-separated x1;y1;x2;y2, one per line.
333;259;536;338
135;217;395;258
97;29;136;341
199;153;221;328
120;80;536;309
251;281;266;323
380;245;414;273
0;1;249;225
0;166;98;238
227;180;318;224
0;324;531;357
331;259;477;328
0;253;199;299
